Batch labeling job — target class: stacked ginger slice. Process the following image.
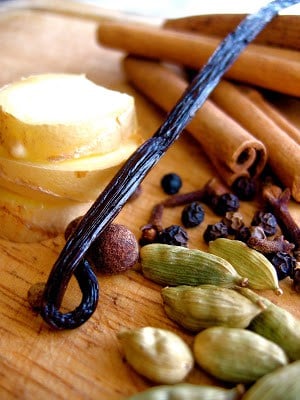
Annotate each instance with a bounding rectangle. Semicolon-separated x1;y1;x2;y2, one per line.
0;73;141;242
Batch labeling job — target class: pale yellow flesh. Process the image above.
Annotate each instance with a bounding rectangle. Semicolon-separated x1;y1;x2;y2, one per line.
0;73;141;241
0;186;92;243
0;136;141;201
0;73;137;162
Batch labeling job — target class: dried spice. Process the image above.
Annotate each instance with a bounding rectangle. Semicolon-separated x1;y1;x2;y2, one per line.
157;225;189;246
235;226;251;243
140;243;248;288
212;193;240;216
66;220;139;274
88;224;139;274
247;236;295;254
209;238;282;294
263;183;300;250
203;222;229;243
251;211;278;236
139;203;164;246
181;202;205;228
193;326;288;383
222;211;244;234
268;252;296;280
160;172;182;194
231;176;257;200
240;287;300;361
162;284;264;331
40;1;295;329
161;177;228;208
242;360;300;400
125;383;243;400
117;327;194;384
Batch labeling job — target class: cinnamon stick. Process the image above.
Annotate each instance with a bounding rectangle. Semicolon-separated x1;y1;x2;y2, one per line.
209;80;300;201
239;86;300;145
163;14;300;51
97;21;300;97
123;56;267;186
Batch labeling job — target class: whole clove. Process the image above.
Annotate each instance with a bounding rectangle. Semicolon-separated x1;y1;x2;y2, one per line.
140;204;164;246
263;183;300;250
247;236;295;254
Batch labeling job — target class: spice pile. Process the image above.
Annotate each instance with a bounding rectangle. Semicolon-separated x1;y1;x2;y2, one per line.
27;168;300;398
140;173;299;291
98;13;300;202
116;175;300;398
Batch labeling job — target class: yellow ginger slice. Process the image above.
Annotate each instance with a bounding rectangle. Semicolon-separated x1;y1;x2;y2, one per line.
0;136;140;202
0;186;92;243
0;73;137;162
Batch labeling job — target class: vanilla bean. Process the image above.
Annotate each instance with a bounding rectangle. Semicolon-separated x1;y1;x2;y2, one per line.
41;258;99;330
40;0;299;329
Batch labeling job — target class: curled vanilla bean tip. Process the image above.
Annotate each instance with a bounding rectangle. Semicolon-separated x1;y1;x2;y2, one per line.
41;259;99;330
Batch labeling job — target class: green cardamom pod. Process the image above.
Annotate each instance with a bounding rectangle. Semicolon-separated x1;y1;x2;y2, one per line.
193;326;288;383
237;287;300;361
209;238;282;295
242;360;300;400
125;383;243;400
117;327;194;384
161;284;264;332
140;243;248;288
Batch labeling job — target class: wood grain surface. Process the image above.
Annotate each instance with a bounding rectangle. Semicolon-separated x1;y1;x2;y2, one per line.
0;10;299;400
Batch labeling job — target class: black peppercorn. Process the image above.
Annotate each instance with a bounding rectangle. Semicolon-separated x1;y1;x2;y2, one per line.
203;222;229;243
251;211;278;236
158;225;188;246
268;252;296;280
213;193;240;216
231;176;257;200
181;202;205;228
161;173;182;195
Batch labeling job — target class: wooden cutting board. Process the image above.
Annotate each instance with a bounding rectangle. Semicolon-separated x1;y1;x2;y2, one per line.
0;10;299;400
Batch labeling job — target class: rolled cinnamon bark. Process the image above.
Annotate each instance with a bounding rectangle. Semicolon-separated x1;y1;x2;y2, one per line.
97;21;300;97
123;56;267;186
210;80;300;201
239;86;300;145
163;14;300;51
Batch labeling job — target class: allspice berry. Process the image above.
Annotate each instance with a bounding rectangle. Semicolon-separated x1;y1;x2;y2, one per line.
89;223;139;274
